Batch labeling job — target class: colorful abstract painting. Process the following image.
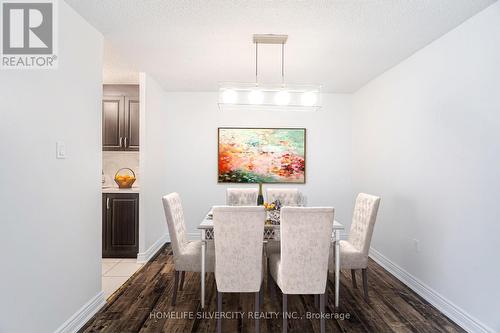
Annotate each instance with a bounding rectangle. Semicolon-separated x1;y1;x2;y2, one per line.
218;128;306;183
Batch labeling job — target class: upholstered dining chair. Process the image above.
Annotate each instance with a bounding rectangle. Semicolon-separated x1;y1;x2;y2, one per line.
213;206;266;333
266;188;300;206
162;193;215;306
226;188;258;206
329;193;381;300
265;188;301;257
268;207;334;333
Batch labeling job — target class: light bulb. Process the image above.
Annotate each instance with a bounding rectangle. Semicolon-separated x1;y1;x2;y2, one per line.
248;90;264;104
301;92;317;106
275;90;290;105
222;89;237;104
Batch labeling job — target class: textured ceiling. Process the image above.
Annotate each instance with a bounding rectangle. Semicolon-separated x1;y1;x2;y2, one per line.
66;0;496;92
102;43;139;84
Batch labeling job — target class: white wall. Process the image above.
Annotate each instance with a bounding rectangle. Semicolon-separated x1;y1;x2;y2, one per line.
0;2;103;333
1;1;494;331
352;2;500;332
155;92;354;236
139;73;169;253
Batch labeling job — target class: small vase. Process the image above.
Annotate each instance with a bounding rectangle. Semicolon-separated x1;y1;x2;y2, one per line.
257;183;264;206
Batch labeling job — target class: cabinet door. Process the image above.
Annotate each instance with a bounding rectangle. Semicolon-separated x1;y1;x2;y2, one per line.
102;96;124;151
103;193;139;258
125;97;140;151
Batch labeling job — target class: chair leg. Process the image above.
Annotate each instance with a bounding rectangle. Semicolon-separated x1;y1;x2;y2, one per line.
255;290;260;333
259;284;264;306
217;292;222;333
362;268;369;300
269;267;277;302
282;294;288;333
179;271;185;291
351;269;357;289
171;270;179;306
320;293;325;333
266;257;270;288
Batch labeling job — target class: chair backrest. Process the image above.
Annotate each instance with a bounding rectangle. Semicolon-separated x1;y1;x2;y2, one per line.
213;206;266;293
348;193;381;255
266;188;300;206
226;188;258;206
162;193;188;259
280;207;334;294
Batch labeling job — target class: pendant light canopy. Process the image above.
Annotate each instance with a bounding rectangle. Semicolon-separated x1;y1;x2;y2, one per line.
218;34;321;111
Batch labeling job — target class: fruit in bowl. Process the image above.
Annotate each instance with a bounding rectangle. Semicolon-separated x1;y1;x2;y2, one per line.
114;168;136;188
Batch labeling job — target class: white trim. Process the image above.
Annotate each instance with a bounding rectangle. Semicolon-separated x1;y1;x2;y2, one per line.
137;234;169;263
137;72;147;258
54;291;106;333
369;247;494;333
136;232;199;264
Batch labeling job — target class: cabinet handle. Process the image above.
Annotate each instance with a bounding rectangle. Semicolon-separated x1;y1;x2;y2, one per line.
119;137;123;148
124;137;128;148
106;197;110;210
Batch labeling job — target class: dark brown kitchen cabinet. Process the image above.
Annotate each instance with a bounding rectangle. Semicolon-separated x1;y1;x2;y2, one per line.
102;95;124;150
102;193;139;258
102;84;139;151
125;97;140;150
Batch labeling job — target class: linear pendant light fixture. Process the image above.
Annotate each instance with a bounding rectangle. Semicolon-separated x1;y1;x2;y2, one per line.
218;34;321;111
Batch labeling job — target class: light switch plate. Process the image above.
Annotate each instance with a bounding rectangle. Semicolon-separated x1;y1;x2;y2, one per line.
413;239;420;253
56;141;66;159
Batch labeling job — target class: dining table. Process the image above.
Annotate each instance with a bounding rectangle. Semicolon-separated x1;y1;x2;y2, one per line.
198;208;345;309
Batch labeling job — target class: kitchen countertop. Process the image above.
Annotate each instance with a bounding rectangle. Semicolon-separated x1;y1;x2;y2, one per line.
102;186;140;193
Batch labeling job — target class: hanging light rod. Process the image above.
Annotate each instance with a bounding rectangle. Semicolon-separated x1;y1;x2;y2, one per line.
218;34;321;111
253;34;288;44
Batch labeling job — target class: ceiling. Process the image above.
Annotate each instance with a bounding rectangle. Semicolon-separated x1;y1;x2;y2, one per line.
66;0;496;92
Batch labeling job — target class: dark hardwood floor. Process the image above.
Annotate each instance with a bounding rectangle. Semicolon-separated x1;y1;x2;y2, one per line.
81;245;464;333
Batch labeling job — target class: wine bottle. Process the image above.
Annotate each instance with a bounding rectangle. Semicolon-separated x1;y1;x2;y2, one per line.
257;183;264;205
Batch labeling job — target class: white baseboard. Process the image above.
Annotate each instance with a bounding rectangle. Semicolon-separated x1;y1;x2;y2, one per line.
136;233;199;264
137;234;169;263
54;291;106;333
369;247;494;333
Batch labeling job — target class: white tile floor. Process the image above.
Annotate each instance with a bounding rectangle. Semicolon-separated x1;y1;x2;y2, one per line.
102;258;144;299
